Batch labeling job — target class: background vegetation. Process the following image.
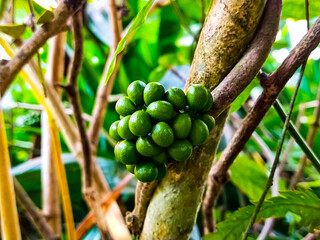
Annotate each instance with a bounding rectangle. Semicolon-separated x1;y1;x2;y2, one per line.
1;0;320;239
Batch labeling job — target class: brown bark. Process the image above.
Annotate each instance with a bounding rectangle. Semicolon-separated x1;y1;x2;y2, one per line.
0;0;85;95
202;0;282;232
138;1;267;239
204;16;320;235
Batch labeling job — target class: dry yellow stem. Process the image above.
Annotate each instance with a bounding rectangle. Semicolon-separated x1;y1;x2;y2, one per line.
0;109;21;240
0;38;76;239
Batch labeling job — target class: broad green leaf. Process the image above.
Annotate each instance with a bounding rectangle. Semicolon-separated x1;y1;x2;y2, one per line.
36;10;54;24
230;156;268;200
230;78;259;113
282;0;320;20
104;0;155;83
0;0;6;18
0;24;27;38
204;189;320;240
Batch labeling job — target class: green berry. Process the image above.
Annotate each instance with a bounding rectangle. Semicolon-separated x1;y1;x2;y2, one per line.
136;136;163;157
151;122;174;147
134;162;158;182
115;97;136;116
146;100;174;122
164;87;186;110
168;139;193;161
117;115;135;140
129;110;152;136
127;80;146;105
171;113;192;139
143;82;165;105
109;120;122;141
114;140;138;165
188;119;209;145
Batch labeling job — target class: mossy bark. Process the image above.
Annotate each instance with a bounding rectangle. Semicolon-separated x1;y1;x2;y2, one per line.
140;1;266;239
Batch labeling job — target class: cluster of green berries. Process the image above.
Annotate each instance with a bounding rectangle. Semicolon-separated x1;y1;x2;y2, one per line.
109;80;215;182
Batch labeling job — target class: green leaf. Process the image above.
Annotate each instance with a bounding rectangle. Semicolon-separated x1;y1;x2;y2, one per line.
0;0;6;19
230;156;269;200
230;78;259;113
104;0;155;84
204;189;320;240
282;0;320;20
0;24;27;38
36;10;54;24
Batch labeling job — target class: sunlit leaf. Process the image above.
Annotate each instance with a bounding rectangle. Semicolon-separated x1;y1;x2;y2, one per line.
0;24;27;39
230;156;268;200
230;78;259;113
282;0;320;20
36;10;54;24
105;0;155;83
204;189;320;240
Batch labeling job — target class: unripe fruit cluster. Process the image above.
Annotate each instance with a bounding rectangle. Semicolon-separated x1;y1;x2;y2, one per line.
109;80;215;183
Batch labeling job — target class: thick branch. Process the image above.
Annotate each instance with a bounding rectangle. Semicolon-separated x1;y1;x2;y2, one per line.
0;0;85;95
125;181;158;236
210;16;320;213
140;1;267;239
209;0;281;118
202;0;282;233
14;179;59;240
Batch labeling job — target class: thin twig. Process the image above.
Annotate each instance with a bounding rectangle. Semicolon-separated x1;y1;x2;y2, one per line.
0;0;85;95
62;10;92;189
87;0;123;147
273;100;320;171
278;106;304;174
14;179;59;240
27;0;47;96
290;82;320;189
242;62;306;240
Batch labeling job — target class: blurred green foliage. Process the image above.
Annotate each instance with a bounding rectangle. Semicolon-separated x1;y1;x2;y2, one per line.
1;0;320;239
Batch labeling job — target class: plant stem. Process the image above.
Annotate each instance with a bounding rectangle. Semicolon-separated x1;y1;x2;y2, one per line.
242;63;306;240
273;100;320;172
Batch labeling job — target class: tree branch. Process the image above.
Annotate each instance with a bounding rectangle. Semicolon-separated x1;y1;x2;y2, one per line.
0;0;85;95
61;10;93;189
214;16;320;182
290;82;320;189
202;0;282;233
125;181;158;236
209;0;281;118
14;179;59;240
203;16;320;234
87;0;123;147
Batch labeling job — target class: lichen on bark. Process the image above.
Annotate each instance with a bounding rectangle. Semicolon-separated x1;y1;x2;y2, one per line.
139;1;267;239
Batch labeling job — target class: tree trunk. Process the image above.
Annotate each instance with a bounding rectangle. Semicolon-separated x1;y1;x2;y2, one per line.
140;1;266;239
